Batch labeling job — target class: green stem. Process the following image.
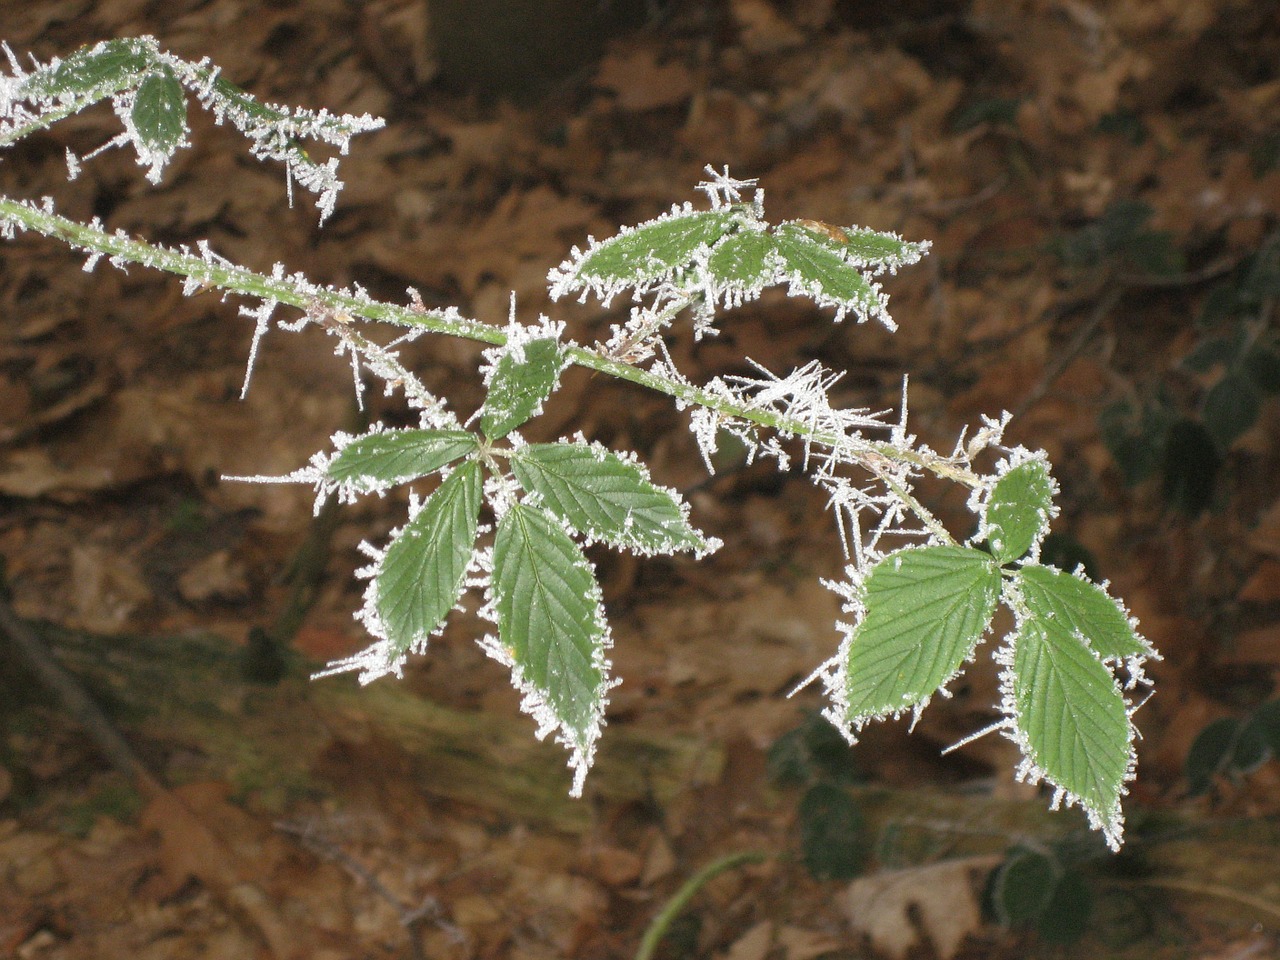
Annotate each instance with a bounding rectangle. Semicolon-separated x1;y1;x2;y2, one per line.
0;195;983;505
635;851;769;960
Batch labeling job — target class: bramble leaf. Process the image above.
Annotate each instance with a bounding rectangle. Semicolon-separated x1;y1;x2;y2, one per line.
991;848;1059;926
798;783;868;880
839;226;931;271
327;428;477;494
508;441;713;555
131;67;187;154
1201;372;1260;450
705;228;776;288
374;460;482;656
555;208;738;296
983;457;1056;563
481;337;564;440
1008;613;1131;849
20;38;152;100
492;503;610;791
772;224;886;324
841;546;1001;722
1016;565;1151;662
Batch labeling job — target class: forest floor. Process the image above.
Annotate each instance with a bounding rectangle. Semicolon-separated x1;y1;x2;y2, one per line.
1;1;1279;958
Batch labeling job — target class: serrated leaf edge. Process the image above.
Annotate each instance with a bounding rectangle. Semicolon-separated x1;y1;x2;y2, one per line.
510;436;720;558
314;461;482;686
547;203;744;305
996;577;1140;851
972;447;1060;564
818;544;1001;740
479;503;617;798
478;317;568;439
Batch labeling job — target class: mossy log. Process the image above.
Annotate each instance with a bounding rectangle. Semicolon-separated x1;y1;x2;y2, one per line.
36;623;722;833
23;623;1280;931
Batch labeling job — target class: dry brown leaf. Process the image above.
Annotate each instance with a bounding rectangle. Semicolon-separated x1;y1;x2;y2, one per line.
731;0;805;53
595;48;695;112
178;549;250;604
719;920;772;960
844;856;1000;960
776;925;843;959
0;451;117;499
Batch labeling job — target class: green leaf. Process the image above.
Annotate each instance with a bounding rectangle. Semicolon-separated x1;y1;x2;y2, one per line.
1185;717;1240;796
1098;398;1171;486
374;461;482;656
845;227;930;270
841;546;1001;722
480;337;564;440
1009;614;1132;848
573;209;738;287
131;67;187;154
22;38;152;100
1160;418;1220;514
1182;334;1238;373
992;848;1059;926
1243;346;1280;394
492;503;610;785
327;428;477;493
1201;372;1261;450
1016;565;1150;662
798;783;868;881
1249;699;1280;753
772;224;884;322
984;457;1056;563
509;442;712;555
766;713;861;788
1035;870;1091;944
705;229;776;288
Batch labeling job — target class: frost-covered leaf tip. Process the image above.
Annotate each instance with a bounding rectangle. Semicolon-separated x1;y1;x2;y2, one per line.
369;460;483;660
326;427;478;497
549;207;740;303
980;453;1058;563
480;336;565;440
999;562;1156;849
488;502;614;796
828;545;1001;729
508;440;718;558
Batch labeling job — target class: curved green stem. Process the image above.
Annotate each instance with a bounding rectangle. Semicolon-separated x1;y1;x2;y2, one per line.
635;850;769;960
0;195;982;507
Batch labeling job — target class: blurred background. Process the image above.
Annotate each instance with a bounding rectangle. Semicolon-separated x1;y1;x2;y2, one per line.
1;1;1278;957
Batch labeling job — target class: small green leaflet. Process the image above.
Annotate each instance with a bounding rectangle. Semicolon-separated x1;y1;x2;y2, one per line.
984;457;1056;563
508;442;712;555
1016;565;1151;661
22;38;152;100
705;229;775;288
131;67;187;153
772;224;884;323
842;546;1000;722
572;209;738;287
327;428;477;493
492;503;609;785
481;337;564;440
374;460;482;656
1008;613;1131;849
991;848;1060;926
838;226;931;272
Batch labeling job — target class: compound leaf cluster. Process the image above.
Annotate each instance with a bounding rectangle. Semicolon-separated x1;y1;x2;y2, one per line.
0;47;1159;848
830;458;1152;848
550;197;929;326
